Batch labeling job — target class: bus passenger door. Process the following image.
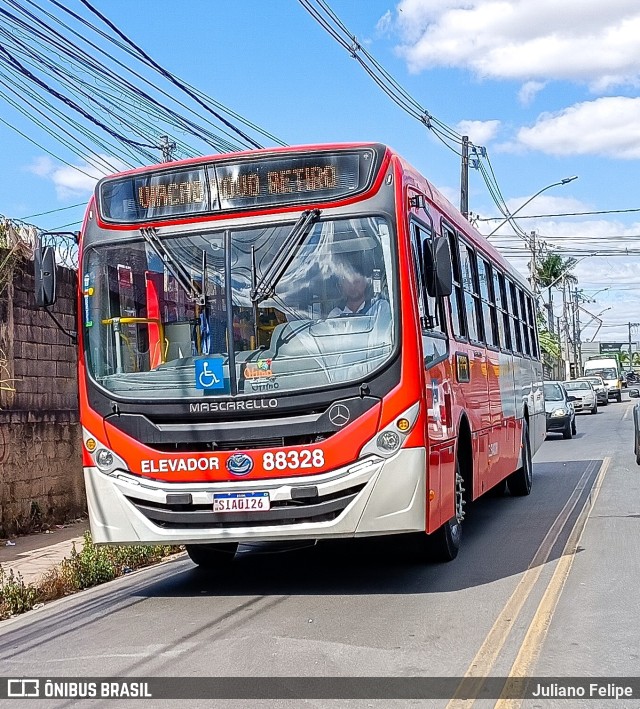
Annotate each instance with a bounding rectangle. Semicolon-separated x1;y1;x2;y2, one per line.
409;219;449;445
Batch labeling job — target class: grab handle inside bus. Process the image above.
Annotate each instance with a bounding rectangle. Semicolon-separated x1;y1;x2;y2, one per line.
424;236;453;298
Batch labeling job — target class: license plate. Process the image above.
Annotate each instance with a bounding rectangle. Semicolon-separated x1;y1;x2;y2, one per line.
213;492;270;512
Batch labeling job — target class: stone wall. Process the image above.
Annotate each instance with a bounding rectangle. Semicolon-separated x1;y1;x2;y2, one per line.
0;253;84;535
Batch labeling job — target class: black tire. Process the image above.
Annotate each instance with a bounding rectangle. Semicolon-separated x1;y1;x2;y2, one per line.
571;419;577;435
489;478;509;497
591;404;598;414
186;542;238;568
562;420;572;439
420;458;465;563
508;420;533;496
602;398;608;406
616;392;623;403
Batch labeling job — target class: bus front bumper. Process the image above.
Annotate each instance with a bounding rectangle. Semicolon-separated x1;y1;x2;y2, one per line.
84;448;426;545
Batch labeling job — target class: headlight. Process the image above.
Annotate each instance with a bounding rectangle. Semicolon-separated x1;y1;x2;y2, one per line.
376;431;401;452
83;428;126;475
95;449;114;469
360;402;420;459
551;408;568;417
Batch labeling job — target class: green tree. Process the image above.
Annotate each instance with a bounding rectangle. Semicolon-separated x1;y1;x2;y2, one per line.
535;251;578;298
535;251;577;332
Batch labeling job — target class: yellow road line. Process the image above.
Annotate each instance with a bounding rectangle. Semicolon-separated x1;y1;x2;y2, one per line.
446;460;600;709
493;455;611;708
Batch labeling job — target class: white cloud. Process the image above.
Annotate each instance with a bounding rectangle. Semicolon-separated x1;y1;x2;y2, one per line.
513;97;640;158
27;155;128;199
376;10;392;35
393;0;640;91
455;119;500;145
28;156;54;177
518;81;545;106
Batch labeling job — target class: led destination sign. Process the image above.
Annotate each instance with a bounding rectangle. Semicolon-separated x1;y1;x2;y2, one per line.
97;149;378;223
217;164;337;203
137;178;205;209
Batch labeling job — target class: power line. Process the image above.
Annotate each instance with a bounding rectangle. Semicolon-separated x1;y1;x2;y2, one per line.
19;202;84;219
0;0;288;181
78;0;265;150
477;207;640;221
296;0;523;229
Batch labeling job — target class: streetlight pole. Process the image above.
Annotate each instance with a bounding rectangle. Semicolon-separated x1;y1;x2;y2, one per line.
628;323;640;361
486;175;578;238
581;307;611;340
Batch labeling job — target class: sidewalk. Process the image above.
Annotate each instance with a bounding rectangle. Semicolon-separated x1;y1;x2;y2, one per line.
0;520;90;586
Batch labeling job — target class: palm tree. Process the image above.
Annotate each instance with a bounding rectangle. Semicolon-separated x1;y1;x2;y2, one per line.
535;251;578;333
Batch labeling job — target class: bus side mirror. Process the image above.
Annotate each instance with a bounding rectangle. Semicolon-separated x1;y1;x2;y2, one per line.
424;237;453;298
34;245;58;307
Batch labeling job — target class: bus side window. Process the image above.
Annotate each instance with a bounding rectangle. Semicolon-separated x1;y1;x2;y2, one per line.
497;271;513;351
519;289;531;356
508;280;523;354
458;241;481;342
445;226;466;339
479;258;499;348
526;296;539;358
410;222;444;333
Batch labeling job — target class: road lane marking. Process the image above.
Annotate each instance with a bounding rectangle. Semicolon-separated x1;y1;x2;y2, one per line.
493;455;611;709
446;459;600;709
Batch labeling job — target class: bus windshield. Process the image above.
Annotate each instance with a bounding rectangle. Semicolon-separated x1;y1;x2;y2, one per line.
83;215;396;399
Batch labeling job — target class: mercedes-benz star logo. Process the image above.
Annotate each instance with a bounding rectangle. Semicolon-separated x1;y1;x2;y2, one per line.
328;403;351;427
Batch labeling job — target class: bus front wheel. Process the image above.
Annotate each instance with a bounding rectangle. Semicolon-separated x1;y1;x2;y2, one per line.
186;543;239;568
428;461;465;562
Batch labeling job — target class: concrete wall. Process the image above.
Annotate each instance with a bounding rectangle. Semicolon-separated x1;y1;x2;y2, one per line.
0;253;84;535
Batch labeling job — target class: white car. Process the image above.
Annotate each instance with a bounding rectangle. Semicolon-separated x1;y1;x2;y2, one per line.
577;376;609;406
563;380;598;414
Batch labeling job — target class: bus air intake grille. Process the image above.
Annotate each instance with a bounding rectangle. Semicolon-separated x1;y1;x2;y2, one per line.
151;434;330;453
124;484;366;529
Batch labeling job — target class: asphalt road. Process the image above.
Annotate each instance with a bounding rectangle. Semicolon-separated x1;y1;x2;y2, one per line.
1;395;638;709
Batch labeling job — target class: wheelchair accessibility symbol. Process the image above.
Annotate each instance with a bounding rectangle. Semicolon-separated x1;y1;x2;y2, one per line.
195;358;225;390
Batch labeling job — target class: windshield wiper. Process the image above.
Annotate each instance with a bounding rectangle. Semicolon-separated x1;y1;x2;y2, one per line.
141;227;205;306
250;209;321;304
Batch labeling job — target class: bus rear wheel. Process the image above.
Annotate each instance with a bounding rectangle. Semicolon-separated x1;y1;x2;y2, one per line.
508;420;533;496
186;543;239;568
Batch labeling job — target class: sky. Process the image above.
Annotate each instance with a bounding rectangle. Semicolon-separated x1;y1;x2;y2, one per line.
1;0;640;345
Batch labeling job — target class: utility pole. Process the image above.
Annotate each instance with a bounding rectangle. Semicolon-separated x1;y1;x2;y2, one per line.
460;135;469;220
159;135;177;162
555;315;562;379
529;230;538;296
562;279;571;380
573;287;582;376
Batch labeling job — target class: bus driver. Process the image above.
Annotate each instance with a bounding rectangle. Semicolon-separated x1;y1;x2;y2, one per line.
327;259;391;323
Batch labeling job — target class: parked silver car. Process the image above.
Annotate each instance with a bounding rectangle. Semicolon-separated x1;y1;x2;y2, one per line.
576;375;609;406
545;381;577;439
563;380;598;414
630;388;640;464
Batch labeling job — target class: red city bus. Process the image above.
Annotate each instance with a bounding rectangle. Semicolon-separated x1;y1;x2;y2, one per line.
34;143;545;566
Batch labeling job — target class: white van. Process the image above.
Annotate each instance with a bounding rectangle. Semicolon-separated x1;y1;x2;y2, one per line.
583;358;622;402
